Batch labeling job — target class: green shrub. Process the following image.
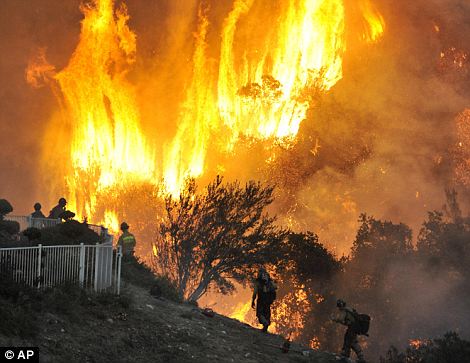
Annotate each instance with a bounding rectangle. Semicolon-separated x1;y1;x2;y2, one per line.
0;220;20;235
149;276;181;302
121;256;156;288
23;227;41;242
380;332;470;363
0;301;38;338
0;199;13;220
95;292;132;309
0;271;39;338
39;220;101;245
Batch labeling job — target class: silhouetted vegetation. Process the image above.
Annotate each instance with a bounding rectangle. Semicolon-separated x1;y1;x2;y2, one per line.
380;332;470;363
0;275;131;339
0;199;13;219
0;198;19;237
289;190;470;359
153;176;287;302
38;220;101;245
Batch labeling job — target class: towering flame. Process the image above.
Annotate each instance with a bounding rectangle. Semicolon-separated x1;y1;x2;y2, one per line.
54;0;156;218
218;0;346;140
359;0;386;42
30;0;386;223
164;0;352;191
162;7;218;195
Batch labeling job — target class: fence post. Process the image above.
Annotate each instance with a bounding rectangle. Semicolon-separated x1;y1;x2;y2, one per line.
79;243;85;287
116;246;122;295
94;243;100;292
37;244;42;289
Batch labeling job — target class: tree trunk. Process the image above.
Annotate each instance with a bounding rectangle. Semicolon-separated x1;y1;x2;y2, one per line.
188;277;210;302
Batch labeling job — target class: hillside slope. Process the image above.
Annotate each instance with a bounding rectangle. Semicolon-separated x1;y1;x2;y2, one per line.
0;281;341;363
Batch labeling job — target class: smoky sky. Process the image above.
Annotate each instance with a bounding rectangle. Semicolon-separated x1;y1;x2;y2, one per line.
0;0;82;213
271;0;470;252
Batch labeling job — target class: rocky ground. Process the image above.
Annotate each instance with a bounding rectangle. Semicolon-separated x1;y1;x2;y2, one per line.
0;280;344;363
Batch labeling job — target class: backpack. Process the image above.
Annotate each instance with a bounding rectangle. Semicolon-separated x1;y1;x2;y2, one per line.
351;309;370;336
266;281;277;304
259;280;277;304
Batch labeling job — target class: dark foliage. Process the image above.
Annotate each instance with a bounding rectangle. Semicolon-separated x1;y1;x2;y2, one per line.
279;231;340;282
120;255;180;302
380;332;470;363
272;231;341;345
0;276;131;338
309;191;470;359
0;199;13;219
149;276;181;302
23;227;41;242
121;255;156;288
0;220;20;235
38;220;101;245
154;176;287;302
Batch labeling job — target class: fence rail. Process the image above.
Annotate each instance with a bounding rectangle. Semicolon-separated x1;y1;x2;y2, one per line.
1;215;122;294
5;215;61;231
0;242;122;294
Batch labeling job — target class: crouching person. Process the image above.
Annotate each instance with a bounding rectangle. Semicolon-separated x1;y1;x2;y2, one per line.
331;299;369;363
251;267;277;333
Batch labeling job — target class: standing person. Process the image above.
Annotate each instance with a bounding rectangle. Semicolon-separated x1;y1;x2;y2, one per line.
48;198;67;219
31;203;46;219
331;299;368;363
251;267;277;333
117;222;136;258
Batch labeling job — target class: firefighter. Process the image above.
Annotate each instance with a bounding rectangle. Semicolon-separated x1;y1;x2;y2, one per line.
48;198;67;219
117;222;136;258
251;267;277;333
31;202;46;219
331;299;366;363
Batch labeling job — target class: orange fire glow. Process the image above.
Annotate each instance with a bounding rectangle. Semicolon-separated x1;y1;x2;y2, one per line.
359;0;386;43
229;281;314;341
230;300;253;322
409;339;427;349
29;0;386;234
218;0;346;142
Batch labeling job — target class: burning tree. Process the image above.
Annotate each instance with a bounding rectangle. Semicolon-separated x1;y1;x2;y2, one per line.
272;231;341;346
153;176;286;302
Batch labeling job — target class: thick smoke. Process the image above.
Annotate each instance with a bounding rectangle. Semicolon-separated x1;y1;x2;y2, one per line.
273;0;470;253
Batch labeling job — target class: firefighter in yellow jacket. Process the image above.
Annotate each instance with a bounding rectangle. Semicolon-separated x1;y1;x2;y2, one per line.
117;222;136;257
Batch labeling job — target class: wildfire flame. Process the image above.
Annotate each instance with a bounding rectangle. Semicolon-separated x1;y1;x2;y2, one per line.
31;0;157;220
409;339;427;349
162;6;218;196
230;300;253;322
102;209;119;236
218;0;346;141
309;336;321;350
359;0;386;43
29;0;386;231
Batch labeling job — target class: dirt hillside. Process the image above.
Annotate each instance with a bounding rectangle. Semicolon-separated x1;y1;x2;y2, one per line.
0;280;342;363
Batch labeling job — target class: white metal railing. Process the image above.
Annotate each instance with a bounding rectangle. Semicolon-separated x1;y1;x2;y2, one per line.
0;241;122;294
5;215;61;231
1;215;122;293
